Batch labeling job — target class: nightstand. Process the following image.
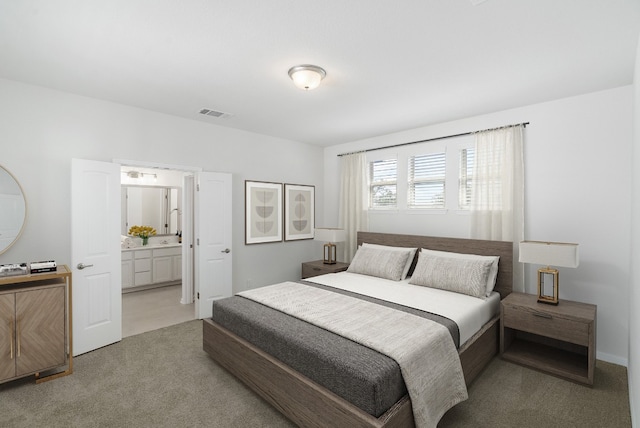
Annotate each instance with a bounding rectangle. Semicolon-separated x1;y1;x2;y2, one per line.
301;260;349;279
500;292;596;386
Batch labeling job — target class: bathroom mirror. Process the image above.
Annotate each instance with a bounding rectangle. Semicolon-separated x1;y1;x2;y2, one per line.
121;186;180;236
0;165;27;255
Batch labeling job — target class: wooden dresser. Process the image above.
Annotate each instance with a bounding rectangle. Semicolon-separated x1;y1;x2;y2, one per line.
0;265;72;384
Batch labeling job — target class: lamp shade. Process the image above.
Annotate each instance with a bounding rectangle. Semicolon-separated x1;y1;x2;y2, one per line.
519;241;579;268
314;228;346;243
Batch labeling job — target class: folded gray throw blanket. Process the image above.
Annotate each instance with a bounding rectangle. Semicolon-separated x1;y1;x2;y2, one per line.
239;282;468;428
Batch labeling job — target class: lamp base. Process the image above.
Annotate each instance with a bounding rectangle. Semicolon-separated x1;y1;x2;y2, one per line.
537;267;559;305
323;243;337;264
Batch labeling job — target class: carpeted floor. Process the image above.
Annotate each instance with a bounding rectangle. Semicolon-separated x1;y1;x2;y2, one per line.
0;320;631;427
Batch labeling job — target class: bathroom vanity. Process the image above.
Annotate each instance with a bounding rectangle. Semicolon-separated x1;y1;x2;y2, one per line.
121;244;181;291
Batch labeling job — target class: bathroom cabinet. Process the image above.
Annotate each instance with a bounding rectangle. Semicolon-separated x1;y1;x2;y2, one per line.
122;245;181;290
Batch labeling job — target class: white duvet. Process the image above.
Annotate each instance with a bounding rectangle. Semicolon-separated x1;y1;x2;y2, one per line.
306;271;500;345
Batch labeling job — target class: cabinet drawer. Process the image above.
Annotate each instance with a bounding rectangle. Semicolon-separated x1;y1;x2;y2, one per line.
134;250;152;259
153;247;181;257
121;251;133;261
134;258;151;272
503;305;589;346
135;271;152;285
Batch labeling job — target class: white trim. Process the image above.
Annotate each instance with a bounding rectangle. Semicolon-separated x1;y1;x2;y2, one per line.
596;351;628;367
113;158;203;172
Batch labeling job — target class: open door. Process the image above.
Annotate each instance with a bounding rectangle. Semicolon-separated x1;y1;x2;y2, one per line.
195;172;232;319
71;159;121;355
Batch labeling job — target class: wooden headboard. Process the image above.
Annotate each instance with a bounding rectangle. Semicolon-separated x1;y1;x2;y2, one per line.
357;231;513;299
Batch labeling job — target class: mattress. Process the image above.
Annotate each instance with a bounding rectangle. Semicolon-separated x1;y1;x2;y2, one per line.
210;274;499;418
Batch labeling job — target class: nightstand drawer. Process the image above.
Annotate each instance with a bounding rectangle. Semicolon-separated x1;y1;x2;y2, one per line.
503;305;589;346
301;260;350;279
302;265;325;279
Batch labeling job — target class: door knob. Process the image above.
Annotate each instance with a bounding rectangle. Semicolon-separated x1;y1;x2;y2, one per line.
221;248;231;253
77;263;94;270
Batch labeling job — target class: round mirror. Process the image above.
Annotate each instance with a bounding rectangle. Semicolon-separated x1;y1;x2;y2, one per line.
0;165;27;255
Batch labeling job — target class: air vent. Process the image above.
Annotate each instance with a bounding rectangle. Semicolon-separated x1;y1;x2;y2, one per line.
199;108;233;119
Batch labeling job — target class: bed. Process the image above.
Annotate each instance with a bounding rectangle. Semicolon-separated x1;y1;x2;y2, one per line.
203;232;513;427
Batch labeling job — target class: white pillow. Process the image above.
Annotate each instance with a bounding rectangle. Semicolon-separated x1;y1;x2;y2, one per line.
361;243;417;280
420;249;499;297
347;246;411;281
409;251;494;299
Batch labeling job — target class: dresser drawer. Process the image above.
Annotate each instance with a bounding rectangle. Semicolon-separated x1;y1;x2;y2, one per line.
503;304;589;346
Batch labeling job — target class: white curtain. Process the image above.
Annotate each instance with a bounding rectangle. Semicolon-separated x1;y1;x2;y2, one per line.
338;152;369;262
470;124;525;291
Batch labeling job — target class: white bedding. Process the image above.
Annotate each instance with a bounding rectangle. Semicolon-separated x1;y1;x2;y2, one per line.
306;271;500;345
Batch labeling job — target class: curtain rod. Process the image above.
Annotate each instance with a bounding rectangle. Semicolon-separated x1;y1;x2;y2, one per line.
337;121;529;157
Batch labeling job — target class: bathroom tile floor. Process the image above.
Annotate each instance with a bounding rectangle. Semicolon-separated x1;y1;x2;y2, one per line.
122;284;195;338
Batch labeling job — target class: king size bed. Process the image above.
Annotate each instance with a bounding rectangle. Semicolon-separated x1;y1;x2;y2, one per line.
203;232;513;427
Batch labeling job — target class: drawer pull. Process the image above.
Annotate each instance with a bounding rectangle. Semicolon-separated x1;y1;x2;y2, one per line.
16;317;21;357
312;267;321;271
9;318;14;359
532;312;552;319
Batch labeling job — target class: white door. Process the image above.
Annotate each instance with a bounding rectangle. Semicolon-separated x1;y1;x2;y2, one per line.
195;172;232;319
71;159;121;355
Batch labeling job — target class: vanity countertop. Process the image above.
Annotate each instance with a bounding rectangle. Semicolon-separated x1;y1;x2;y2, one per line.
121;243;181;251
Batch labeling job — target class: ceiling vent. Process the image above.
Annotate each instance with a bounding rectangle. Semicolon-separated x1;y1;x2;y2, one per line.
199;108;233;119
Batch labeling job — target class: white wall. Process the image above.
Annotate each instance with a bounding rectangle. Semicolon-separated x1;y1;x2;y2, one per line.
323;86;633;365
0;78;324;293
628;33;640;427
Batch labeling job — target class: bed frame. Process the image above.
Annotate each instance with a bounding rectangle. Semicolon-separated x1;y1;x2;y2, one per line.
203;232;513;428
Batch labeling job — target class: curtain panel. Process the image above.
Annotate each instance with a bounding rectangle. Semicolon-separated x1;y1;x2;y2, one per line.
338;152;369;262
470;124;524;291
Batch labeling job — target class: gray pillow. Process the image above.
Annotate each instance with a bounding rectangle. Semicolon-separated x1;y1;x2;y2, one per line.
347;246;411;281
409;252;493;299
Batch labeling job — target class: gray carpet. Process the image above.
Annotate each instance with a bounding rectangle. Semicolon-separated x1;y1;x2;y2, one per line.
0;320;631;427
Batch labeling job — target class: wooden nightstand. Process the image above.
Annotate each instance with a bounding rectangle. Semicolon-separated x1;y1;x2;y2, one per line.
301;260;349;279
500;292;596;386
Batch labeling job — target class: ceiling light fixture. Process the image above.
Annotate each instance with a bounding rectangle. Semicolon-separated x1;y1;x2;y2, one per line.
124;171;157;182
288;64;326;91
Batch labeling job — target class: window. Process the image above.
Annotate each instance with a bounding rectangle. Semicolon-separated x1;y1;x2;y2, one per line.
365;135;473;213
408;153;446;209
369;159;397;208
459;148;475;209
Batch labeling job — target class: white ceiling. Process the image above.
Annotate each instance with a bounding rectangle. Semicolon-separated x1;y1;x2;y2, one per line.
1;1;639;146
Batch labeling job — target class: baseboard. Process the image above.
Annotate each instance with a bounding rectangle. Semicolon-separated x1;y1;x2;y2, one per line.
596;351;628;367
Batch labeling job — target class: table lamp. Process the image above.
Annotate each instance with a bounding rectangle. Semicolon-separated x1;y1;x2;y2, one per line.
519;241;579;305
314;228;346;264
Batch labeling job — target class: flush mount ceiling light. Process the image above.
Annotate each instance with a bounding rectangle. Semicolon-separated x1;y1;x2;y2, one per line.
288;64;326;90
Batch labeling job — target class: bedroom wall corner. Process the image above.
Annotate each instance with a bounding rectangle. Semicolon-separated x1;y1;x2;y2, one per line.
628;31;640;428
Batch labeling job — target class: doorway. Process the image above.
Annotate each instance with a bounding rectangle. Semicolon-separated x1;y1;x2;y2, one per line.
118;162;197;336
71;158;233;355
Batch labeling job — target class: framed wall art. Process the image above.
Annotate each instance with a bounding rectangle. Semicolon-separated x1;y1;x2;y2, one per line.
284;183;315;241
245;180;283;244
